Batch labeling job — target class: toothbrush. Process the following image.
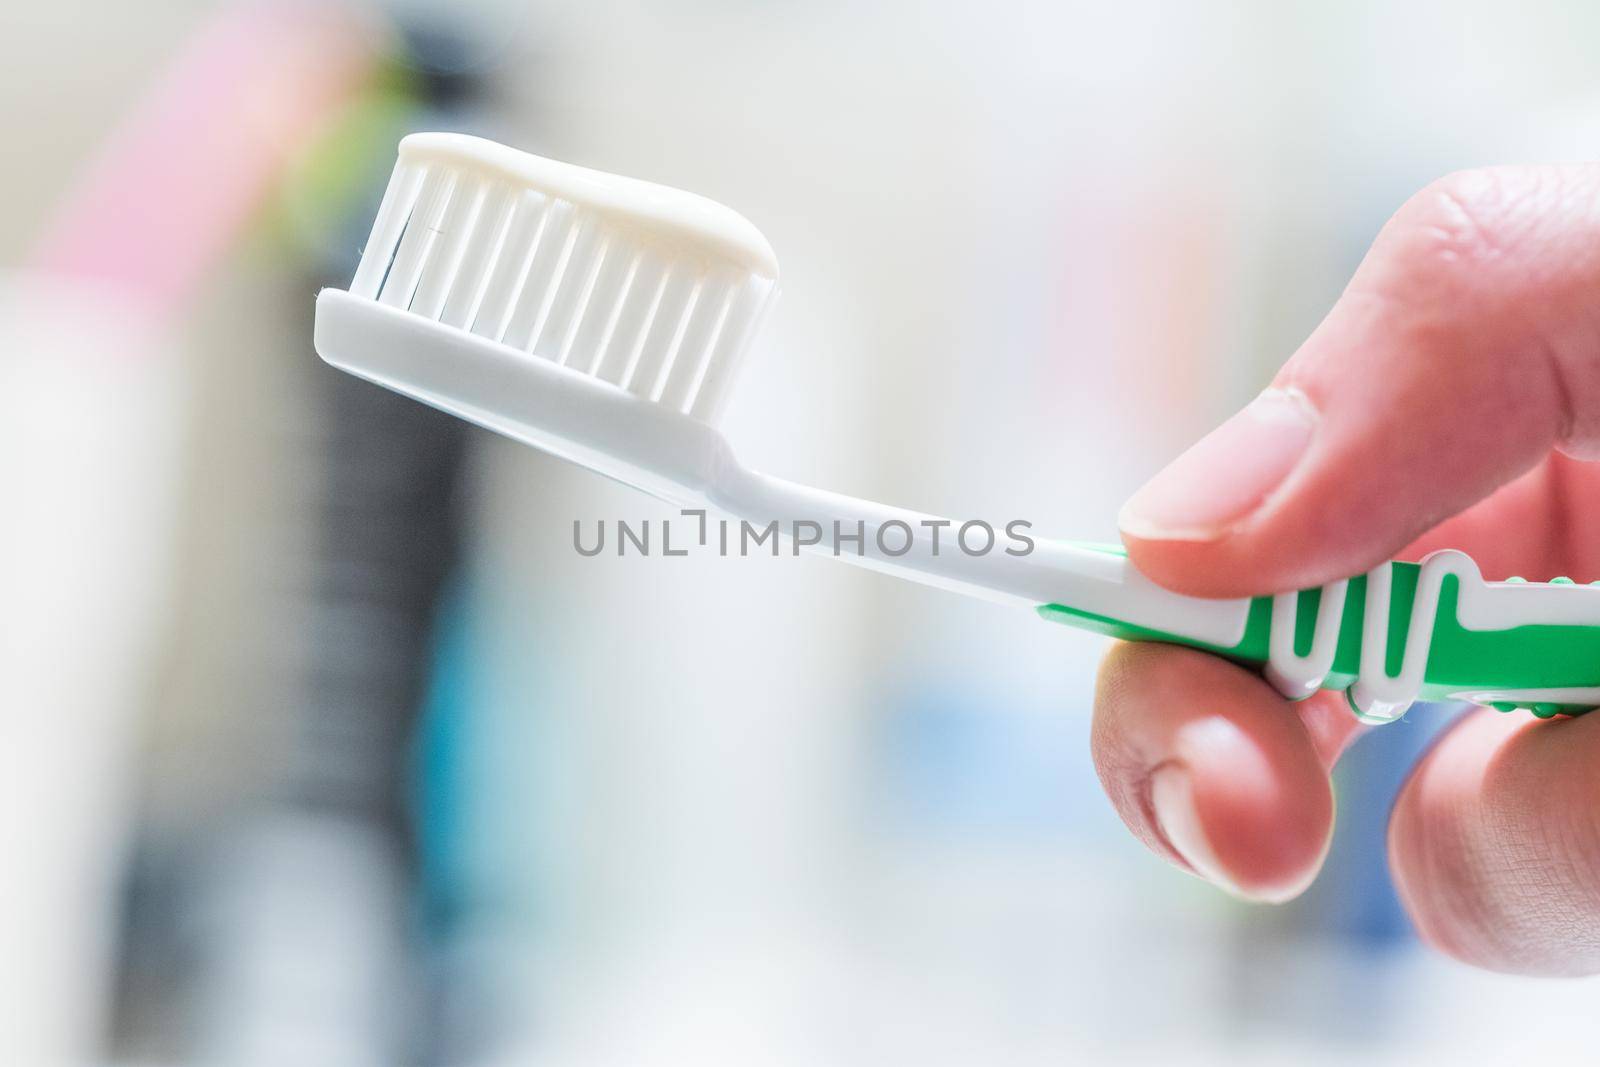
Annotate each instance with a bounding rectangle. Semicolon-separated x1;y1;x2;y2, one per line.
314;133;1600;725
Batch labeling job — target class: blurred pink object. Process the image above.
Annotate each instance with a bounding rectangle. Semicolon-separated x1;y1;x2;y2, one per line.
2;4;376;1061
29;0;376;320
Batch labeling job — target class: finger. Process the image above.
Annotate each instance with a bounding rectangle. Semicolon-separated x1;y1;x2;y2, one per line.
1092;641;1361;902
1389;707;1600;976
1118;165;1600;597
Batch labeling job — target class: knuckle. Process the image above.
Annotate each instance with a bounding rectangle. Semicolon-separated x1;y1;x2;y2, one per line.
1381;165;1599;294
1387;168;1529;285
1394;167;1600;456
1416;169;1513;253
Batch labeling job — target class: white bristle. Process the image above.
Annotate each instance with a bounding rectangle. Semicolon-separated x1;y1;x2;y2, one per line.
533;216;605;362
657;271;736;412
500;202;576;352
438;184;516;329
378;168;453;309
471;191;550;343
692;277;773;422
344;134;779;423
596;254;668;387
350;163;423;298
566;244;636;375
626;269;697;399
410;176;486;320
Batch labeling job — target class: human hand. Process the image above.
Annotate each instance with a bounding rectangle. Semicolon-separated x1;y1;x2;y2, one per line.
1094;165;1600;976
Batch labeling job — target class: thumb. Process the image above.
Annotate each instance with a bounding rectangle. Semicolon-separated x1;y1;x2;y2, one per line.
1119;165;1600;597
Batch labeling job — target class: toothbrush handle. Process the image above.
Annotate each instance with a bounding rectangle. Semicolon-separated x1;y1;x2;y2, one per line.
1039;550;1600;723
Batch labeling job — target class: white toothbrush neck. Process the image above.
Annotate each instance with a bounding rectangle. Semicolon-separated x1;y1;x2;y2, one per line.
708;464;1251;647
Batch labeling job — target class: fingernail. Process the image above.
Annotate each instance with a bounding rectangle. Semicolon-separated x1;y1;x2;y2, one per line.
1149;763;1249;898
1119;386;1318;542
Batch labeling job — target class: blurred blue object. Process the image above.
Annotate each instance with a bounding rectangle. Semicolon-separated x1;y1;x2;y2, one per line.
874;678;1100;839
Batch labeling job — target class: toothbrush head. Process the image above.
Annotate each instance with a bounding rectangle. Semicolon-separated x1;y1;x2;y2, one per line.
314;133;780;501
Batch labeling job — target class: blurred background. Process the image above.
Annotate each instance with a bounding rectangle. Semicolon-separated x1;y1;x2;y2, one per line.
6;0;1600;1063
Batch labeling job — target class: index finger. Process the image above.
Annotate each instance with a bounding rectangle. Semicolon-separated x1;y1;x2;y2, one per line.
1119;165;1600;597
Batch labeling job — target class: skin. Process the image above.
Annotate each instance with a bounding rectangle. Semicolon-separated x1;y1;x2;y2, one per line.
1097;164;1600;976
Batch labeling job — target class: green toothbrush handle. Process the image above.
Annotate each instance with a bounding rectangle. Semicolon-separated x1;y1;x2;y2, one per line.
1039;552;1600;723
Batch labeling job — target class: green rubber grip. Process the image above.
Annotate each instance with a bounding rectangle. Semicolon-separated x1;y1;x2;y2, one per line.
1038;557;1600;718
